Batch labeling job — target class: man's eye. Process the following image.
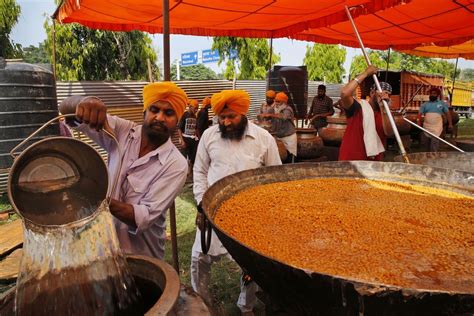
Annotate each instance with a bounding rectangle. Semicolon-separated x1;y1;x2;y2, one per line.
164;110;175;116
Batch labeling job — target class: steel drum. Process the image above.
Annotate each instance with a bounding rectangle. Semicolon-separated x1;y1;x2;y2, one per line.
201;161;474;315
394;152;474;173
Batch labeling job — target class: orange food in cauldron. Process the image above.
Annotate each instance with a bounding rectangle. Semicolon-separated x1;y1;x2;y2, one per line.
215;178;474;293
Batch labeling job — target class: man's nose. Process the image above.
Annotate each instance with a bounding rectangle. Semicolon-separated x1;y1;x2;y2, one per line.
223;118;232;126
154;111;166;122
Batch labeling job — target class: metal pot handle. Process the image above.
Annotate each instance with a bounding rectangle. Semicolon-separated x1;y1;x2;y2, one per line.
198;204;212;254
10;113;123;201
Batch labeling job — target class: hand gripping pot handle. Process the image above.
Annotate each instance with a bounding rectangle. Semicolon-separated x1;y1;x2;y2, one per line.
10;113;123;201
198;203;213;254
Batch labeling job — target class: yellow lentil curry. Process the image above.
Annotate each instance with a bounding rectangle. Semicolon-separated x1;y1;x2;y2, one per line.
215;178;474;293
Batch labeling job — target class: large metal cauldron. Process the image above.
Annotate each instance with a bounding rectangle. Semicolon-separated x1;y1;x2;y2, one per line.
394;152;474;173
318;115;347;146
201;162;474;315
296;128;323;159
0;255;181;315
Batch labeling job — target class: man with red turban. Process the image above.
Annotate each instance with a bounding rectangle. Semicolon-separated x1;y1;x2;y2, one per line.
59;81;188;260
191;89;281;315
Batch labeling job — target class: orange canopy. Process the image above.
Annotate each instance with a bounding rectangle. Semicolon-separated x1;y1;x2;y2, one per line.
55;0;404;38
399;40;474;60
292;0;474;52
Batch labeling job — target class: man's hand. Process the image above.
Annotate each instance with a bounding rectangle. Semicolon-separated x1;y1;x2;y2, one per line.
364;65;378;77
76;97;108;131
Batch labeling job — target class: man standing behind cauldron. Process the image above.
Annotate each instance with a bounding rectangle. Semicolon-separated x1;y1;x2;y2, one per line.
339;65;390;161
59;82;188;260
192;89;281;315
417;87;453;152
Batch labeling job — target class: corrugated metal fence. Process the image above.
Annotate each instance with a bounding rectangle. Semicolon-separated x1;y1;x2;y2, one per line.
0;80;342;194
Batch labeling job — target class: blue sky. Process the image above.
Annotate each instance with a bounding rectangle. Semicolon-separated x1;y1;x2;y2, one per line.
11;0;473;77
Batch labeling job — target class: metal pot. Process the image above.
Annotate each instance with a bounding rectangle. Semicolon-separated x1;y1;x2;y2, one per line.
0;255;181;316
383;111;411;137
201;162;474;315
318;115;347;146
274;137;288;162
394;152;474;173
296;128;323;159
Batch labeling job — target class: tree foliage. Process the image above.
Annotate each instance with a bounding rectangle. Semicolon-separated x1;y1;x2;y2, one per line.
303;44;346;83
171;63;218;80
212;37;280;80
43;19;159;81
23;43;49;64
349;50;461;80
460;68;474;82
0;0;22;58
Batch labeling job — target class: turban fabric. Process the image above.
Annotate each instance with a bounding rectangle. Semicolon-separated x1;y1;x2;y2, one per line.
275;92;288;103
266;90;276;98
202;97;211;106
370;82;392;94
143;82;188;119
211;90;250;115
189;99;199;108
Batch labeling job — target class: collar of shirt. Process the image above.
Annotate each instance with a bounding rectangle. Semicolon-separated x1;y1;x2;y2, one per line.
216;122;258;139
129;125;175;165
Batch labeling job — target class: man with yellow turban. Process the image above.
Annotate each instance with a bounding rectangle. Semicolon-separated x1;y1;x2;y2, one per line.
196;97;211;138
191;89;281;315
59;81;188;260
260;92;297;162
179;99;200;164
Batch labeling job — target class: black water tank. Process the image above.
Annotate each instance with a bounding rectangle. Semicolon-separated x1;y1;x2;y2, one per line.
268;65;308;118
0;59;59;169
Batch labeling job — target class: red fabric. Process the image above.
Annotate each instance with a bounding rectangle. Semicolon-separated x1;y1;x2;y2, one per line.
54;0;406;38
338;105;385;161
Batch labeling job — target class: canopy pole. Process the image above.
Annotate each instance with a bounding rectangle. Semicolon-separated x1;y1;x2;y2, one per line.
344;6;409;163
268;37;273;90
52;18;57;79
385;47;390;82
449;57;459;105
163;0;170;81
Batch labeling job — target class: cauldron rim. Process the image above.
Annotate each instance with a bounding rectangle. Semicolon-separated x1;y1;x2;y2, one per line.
202;161;474;296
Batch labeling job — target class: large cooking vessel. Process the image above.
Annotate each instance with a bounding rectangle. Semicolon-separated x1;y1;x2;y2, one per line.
201;162;474;315
0;255;181;315
318;115;346;146
383;111;411;137
394;152;474;173
296;128;323;159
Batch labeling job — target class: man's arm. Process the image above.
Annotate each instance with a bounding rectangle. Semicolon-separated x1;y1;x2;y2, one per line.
417;104;425;125
193;133;211;204
59;95;108;131
109;199;136;226
264;136;283;166
340;65;378;110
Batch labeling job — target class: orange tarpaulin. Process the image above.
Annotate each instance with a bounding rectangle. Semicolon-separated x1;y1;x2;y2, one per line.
291;0;474;51
55;0;405;38
400;40;474;60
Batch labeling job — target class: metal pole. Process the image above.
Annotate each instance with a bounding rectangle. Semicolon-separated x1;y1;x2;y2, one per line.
52;18;57;79
449;57;459;105
344;5;409;163
169;202;180;273
385;47;390;82
176;60;180;80
147;58;153;82
163;0;170;81
268;37;273;90
403;118;464;152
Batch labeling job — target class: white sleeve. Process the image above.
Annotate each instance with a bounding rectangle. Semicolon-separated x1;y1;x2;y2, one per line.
193;132;211;204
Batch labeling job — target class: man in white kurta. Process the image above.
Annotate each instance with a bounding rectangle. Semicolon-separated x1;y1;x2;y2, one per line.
191;90;281;315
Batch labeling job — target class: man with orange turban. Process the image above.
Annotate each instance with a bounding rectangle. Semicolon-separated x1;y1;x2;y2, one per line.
260;92;297;163
191;89;281;315
257;90;276;127
59;81;188;260
179;99;200;164
196;97;212;138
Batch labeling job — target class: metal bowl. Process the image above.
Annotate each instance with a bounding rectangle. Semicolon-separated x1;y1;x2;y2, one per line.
202;161;474;315
394;152;474;173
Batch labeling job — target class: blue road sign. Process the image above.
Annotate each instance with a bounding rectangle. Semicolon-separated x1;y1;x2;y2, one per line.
181;51;198;66
202;49;220;63
230;49;238;60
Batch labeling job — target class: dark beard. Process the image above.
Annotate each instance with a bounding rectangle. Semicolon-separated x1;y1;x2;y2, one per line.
219;116;248;140
143;121;170;145
429;96;438;102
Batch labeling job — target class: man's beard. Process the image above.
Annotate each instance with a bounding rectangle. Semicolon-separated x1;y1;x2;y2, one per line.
219;116;248;140
317;94;325;100
143;121;171;145
429;96;438;102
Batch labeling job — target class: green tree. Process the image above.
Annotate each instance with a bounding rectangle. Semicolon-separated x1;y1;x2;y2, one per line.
303;44;346;83
43;19;159;81
461;68;474;82
349;51;387;78
23;43;49;64
171;63;218;80
0;0;22;58
212;37;280;80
